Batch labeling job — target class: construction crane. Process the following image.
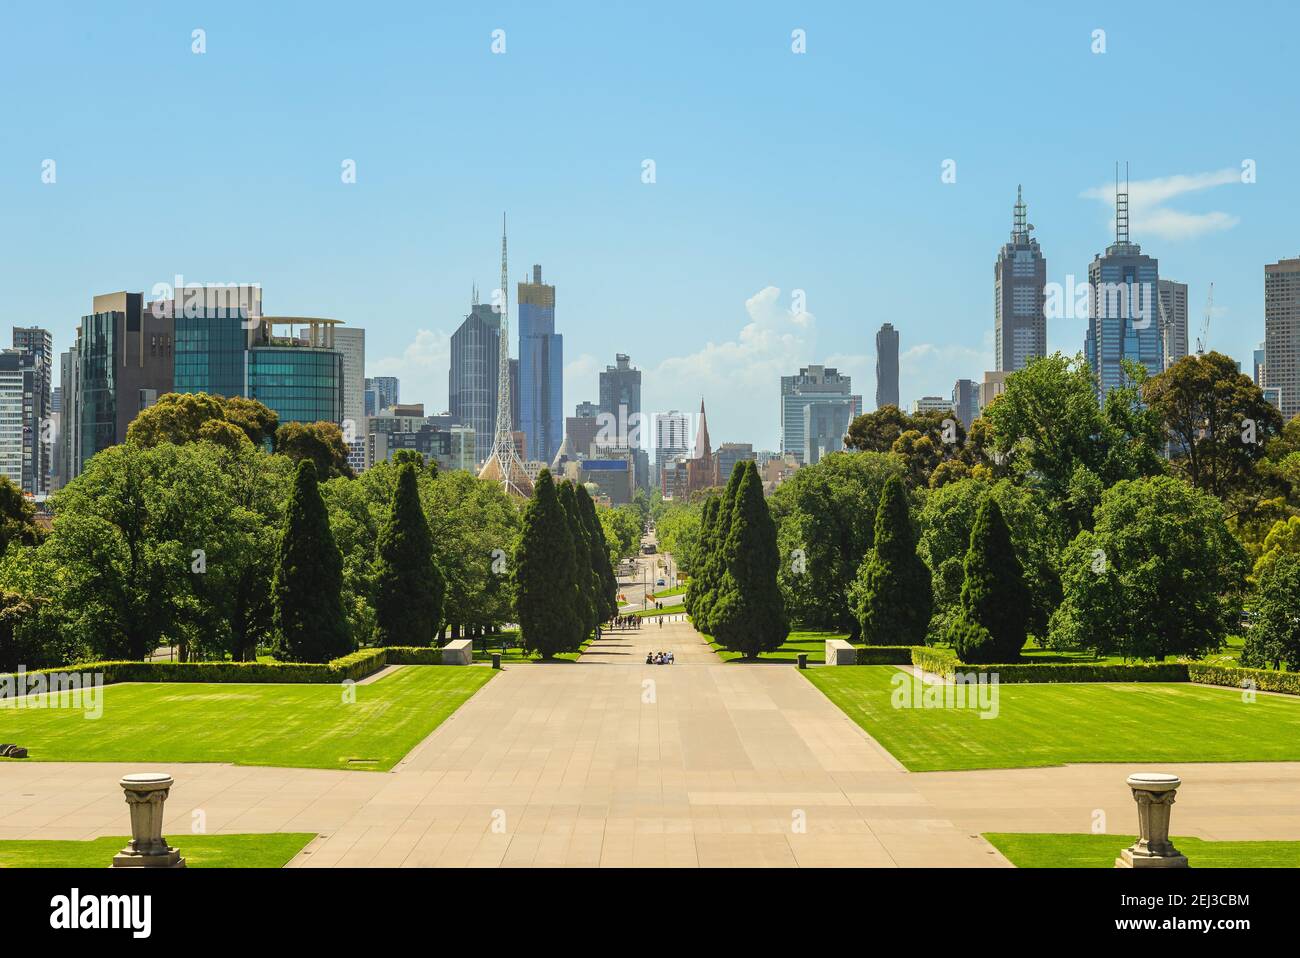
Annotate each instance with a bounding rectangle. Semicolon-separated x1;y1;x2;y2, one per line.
1196;283;1214;356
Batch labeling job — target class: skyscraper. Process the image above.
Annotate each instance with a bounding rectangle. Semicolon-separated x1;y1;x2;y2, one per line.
0;351;39;492
12;327;53;494
1157;279;1189;371
1085;167;1162;400
333;326;366;440
1264;256;1300;419
951;378;978;429
654;409;690;487
875;323;899;409
73;292;174;476
994;186;1047;372
780;365;860;464
598;353;641;448
449;298;505;463
372;376;400;410
518;264;563;463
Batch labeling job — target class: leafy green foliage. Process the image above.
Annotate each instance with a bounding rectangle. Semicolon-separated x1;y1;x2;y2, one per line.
273;460;352;661
956;497;1031;662
1242;553;1300;670
709;462;789;658
848;475;932;645
559;480;598;639
126;391;278;449
513;470;582;659
1050;476;1248;660
275;421;355;479
576;483;619;620
373;463;445;646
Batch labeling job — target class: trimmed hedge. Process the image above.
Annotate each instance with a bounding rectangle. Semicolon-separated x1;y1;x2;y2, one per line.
1188;663;1300;696
0;645;461;688
854;646;917;665
907;647;1189;684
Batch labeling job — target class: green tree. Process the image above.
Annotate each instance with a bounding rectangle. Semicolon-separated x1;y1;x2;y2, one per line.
0;475;42;558
1143;352;1284;508
1049;476;1248;660
373;462;445;646
955;497;1031;662
692;465;745;634
559;480;598;640
273;460;352;661
709;462;789;658
1252;515;1300;584
127;392;277;448
577;483;619;621
513;469;581;659
275;421;355;479
1242;553;1300;670
683;496;719;619
849;475;932;645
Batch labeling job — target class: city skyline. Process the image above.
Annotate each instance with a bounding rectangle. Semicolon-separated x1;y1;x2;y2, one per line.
4;4;1296;448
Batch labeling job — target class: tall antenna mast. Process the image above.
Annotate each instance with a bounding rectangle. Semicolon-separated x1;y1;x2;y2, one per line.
1012;184;1028;242
477;213;533;497
1115;161;1130;245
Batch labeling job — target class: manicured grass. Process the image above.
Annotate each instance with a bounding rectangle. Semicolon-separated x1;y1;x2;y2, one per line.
803;665;1300;771
984;832;1300;868
709;630;852;663
636;603;685;618
0;833;316;868
0;665;494;771
466;629;589;663
652;586;685;599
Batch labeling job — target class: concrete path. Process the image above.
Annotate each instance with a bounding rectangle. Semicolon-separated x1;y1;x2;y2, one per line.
3;618;1299;866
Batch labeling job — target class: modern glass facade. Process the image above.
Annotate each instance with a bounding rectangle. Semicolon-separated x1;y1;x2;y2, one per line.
247;348;343;425
449;303;502;463
174;312;248;398
1086;243;1161;399
77;311;119;471
518;266;563;464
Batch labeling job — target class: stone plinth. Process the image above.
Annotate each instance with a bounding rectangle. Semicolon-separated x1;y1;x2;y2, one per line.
1116;773;1188;869
442;639;473;665
112;773;185;868
825;639;856;666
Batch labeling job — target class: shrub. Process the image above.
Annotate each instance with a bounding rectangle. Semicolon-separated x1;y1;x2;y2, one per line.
1187;663;1300;696
947;617;998;664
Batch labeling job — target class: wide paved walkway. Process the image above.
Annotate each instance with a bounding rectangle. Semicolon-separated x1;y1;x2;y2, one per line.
4;619;1299;866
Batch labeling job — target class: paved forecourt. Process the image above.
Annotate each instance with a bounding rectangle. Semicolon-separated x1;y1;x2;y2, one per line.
5;617;1300;866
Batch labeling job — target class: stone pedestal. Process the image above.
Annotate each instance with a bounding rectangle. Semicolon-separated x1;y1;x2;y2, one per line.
112;773;185;868
1116;773;1188;869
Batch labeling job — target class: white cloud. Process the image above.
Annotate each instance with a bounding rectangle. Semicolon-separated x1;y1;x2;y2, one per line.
1081;168;1241;241
370;328;451;411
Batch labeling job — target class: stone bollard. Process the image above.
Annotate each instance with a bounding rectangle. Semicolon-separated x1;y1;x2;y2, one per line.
1116;773;1188;868
796;653;808;670
112;773;185;868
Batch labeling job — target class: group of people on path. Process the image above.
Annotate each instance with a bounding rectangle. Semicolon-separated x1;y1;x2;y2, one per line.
646;650;674;665
609;614;642;630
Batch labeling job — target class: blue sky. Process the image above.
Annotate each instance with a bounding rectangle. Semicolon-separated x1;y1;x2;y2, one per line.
3;1;1297;449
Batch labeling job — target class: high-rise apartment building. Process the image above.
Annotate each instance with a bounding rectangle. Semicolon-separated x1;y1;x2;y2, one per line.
1085;170;1162;399
654;409;690;486
333;326;366;437
875;323;899;409
11;327;53;494
518;264;563;463
994;186;1047;372
1264;257;1300;420
0;351;38;491
371;376;400;410
1157;279;1189;371
780;365;861;464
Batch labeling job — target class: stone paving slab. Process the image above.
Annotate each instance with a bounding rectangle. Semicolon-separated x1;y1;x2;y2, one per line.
2;619;1297;866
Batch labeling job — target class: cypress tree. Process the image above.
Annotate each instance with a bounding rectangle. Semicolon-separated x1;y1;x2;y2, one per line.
684;496;718;619
710;462;789;658
559;480;597;641
373;461;444;646
693;464;745;634
273;459;352;662
514;469;581;659
958;497;1031;661
849;475;933;645
576;483;619;621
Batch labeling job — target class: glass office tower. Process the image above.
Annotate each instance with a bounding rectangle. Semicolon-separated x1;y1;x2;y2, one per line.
518;265;563;463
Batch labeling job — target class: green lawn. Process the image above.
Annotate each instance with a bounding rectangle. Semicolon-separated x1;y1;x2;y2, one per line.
803;665;1300;771
652;586;685;599
0;665;494;771
0;833;316;868
466;630;591;663
985;832;1300;868
709;629;852;663
636;603;685;618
